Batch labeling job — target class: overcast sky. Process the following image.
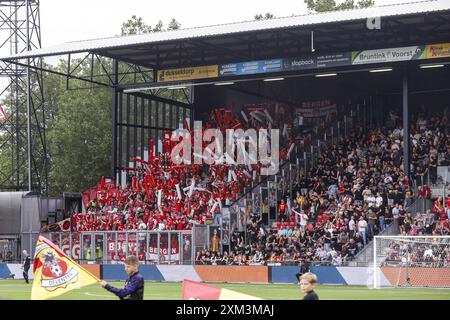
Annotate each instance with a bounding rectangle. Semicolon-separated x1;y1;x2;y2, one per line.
40;0;411;47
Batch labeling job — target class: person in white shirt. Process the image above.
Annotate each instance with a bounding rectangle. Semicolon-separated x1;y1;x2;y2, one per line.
293;208;309;232
358;216;368;246
366;193;376;208
349;217;356;238
252;250;261;265
375;192;383;208
362;187;372;202
424;247;433;257
392;204;400;225
138;220;147;230
332;252;342;266
299;212;308;232
310;205;316;219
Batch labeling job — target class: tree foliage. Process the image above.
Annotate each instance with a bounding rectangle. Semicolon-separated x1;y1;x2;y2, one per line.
121;15;181;35
1;16;185;196
254;13;275;20
304;0;374;12
46;62;112;195
167;18;181;30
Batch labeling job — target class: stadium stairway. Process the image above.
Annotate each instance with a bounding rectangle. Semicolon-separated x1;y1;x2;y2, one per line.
226;105;364;228
351;198;434;266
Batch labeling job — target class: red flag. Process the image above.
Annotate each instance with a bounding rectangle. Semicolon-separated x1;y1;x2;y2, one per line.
99;176;106;190
182;280;221;300
132;176;137;189
0;105;7;121
82;188;97;209
184;119;190;130
182;280;261;300
149;138;155;164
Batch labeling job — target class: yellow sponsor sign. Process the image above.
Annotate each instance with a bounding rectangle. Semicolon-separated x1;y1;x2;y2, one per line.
424;43;450;59
157;65;218;82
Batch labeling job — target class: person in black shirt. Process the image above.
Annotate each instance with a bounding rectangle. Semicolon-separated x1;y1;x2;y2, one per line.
22;250;31;284
300;272;319;300
295;258;310;283
100;255;144;300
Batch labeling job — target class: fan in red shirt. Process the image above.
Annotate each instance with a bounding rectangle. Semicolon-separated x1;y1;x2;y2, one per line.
278;199;288;222
434;196;444;213
422;184;431;199
316;213;324;226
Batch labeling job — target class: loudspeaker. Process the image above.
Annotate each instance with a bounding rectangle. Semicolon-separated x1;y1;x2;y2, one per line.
63;192;82;217
269;206;276;220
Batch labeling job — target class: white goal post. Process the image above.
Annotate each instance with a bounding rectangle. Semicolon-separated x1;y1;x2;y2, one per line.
373;236;450;289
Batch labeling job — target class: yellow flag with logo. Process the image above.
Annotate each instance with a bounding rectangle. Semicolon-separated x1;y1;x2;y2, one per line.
31;235;100;300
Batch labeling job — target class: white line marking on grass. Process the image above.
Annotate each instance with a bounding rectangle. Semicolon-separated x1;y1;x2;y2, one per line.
84;292;112;298
0;284;33;287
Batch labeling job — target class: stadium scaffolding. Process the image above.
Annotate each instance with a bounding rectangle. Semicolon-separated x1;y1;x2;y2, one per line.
1;0;450;183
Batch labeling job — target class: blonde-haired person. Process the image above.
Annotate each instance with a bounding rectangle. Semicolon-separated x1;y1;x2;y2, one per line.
100;255;144;300
299;272;319;300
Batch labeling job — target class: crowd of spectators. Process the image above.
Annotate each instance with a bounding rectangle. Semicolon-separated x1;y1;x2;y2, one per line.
70;103;295;233
197;109;450;266
382;239;450;268
401;196;450;237
410;110;450;185
48;104;450;267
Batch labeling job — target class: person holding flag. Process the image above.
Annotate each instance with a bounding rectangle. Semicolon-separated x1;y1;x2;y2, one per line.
31;236;101;300
100;255;144;300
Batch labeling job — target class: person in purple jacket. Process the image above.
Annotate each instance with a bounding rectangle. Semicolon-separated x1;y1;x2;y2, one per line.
100;255;144;300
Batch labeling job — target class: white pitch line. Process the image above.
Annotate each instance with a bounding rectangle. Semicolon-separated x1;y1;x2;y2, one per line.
84;292;112;298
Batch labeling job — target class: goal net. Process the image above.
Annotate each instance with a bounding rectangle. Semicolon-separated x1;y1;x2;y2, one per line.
373;236;450;288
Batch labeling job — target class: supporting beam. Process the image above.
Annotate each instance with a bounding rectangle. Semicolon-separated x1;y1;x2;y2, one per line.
26;1;32;192
402;66;410;183
112;59;119;180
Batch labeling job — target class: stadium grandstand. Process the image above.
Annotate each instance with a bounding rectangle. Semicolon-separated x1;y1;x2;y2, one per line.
0;0;449;293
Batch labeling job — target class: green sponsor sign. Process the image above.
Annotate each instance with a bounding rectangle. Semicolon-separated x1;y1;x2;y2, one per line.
351;46;426;65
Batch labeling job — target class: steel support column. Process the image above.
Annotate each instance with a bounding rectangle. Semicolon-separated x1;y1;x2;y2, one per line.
0;0;46;193
403;67;410;182
112;59;118;180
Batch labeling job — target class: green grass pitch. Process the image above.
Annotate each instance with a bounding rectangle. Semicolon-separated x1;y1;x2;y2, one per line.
1;280;450;300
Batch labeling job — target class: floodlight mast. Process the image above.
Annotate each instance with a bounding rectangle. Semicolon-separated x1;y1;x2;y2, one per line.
0;0;47;194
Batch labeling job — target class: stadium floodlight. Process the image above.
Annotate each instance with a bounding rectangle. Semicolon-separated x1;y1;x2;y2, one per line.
263;77;285;82
167;85;188;90
315;73;337;78
373;235;450;289
123;87;154;93
369;68;393;73
214;82;235;86
123;83;192;93
419;64;445;69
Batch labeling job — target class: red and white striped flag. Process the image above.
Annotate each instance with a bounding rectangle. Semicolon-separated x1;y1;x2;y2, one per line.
0;105;7;121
